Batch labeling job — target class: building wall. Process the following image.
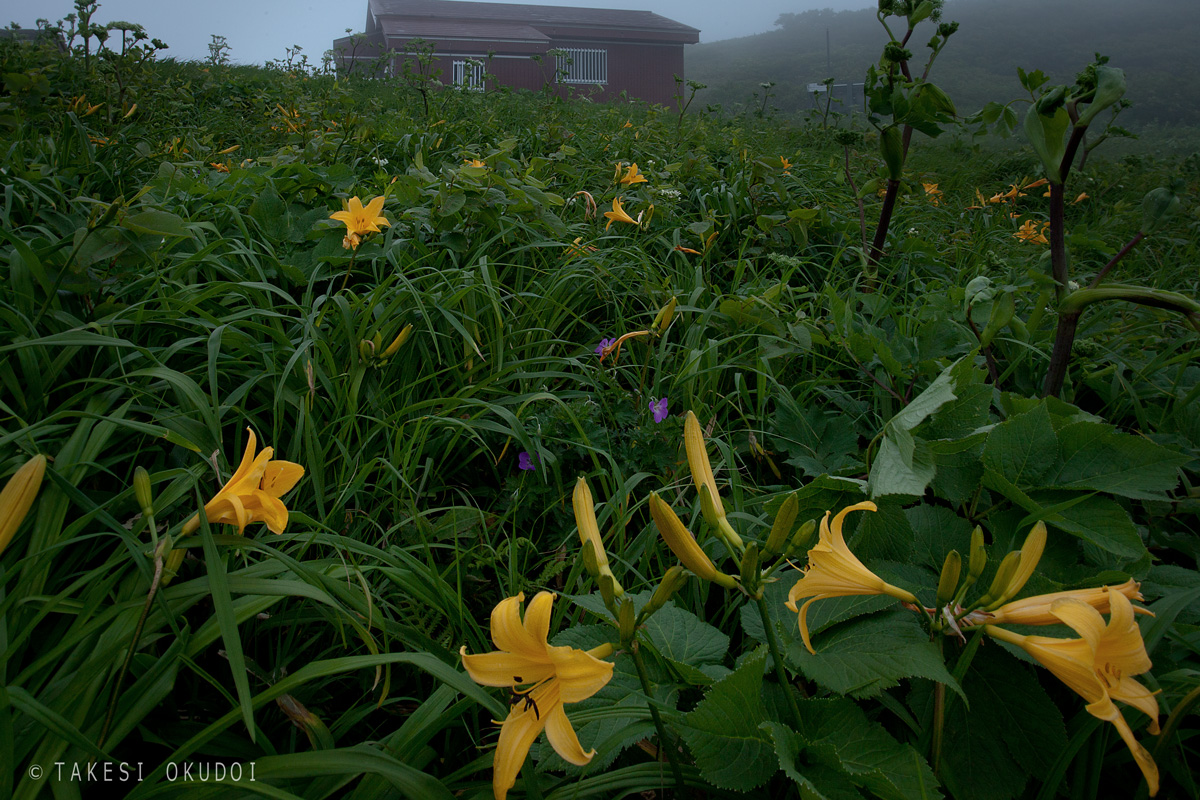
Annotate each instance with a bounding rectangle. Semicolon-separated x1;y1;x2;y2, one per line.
382;37;684;105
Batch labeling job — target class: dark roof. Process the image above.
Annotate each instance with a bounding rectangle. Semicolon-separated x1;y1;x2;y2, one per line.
380;18;550;41
368;0;699;36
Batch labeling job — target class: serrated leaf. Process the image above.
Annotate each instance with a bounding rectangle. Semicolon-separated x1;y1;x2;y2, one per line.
982;403;1058;486
763;721;863;800
677;648;775;791
851;496;915;561
907;503;974;572
642;603;730;668
798;697;943;800
789;611;963;701
869;432;937;498
1048;421;1186;500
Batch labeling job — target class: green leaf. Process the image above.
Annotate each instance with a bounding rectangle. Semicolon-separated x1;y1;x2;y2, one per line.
907;503;975;572
1023;105;1070;183
251;745;454;799
199;516;257;742
642;603;730;668
119;209;191;238
763;721;863;800
790;611;963;700
677;648;775;791
798;697;943;800
851;496;915;561
1049;421;1187;500
982;403;1058;487
774;404;862;478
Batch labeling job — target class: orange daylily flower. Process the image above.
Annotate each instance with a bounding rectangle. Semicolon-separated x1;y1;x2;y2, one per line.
330;196;390;238
1013;220;1050;244
603;197;637;231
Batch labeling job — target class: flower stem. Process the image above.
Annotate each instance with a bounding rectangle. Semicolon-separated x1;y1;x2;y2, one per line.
631;639;686;793
931;638;946;775
755;595;805;726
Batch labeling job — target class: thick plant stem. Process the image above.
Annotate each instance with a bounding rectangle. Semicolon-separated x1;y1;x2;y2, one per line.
1048;182;1068;299
631;639;687;794
867;178;901;278
755;595;805;727
931;678;946;774
1042;310;1080;398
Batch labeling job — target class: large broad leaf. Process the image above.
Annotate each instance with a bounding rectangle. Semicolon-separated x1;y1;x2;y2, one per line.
763;721;864;800
798;697;943;800
910;650;1066;800
775;403;862;478
677;648;775;791
982;403;1058;487
1048;421;1187;500
907;503;975;572
788;611;963;701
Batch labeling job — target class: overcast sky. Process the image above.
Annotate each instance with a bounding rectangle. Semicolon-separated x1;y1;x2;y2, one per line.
5;0;874;65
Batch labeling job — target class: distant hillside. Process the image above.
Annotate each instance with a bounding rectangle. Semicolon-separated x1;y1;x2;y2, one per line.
685;0;1200;129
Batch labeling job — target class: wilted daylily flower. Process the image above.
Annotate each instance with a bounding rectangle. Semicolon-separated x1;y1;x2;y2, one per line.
461;592;614;800
330;196;390;239
785;501;919;653
985;589;1160;796
182;428;305;537
604;197;638;231
923;182;942;205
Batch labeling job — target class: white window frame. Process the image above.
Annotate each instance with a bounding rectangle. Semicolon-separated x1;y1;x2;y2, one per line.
556;48;607;85
452;59;485;91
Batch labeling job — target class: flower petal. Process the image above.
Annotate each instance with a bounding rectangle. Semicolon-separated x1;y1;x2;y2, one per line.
544;700;595;766
522;591;554;648
547;644;613;703
459;646;555;687
490;594;544;658
1050;598;1106;653
262;461;304;498
1085;696;1159;796
492;683;554;800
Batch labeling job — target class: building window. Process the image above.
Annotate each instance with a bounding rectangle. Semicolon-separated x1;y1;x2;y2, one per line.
556;48;607;85
452;59;485;91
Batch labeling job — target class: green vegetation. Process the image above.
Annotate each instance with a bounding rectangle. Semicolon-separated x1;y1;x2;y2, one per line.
2;2;1199;799
690;0;1200;132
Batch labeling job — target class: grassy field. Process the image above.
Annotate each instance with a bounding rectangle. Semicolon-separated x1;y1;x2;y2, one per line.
1;14;1198;800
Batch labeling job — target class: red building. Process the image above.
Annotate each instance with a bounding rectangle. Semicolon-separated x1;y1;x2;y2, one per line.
333;0;699;106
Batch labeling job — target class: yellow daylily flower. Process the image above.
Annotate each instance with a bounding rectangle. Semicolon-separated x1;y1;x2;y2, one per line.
923;182;942;205
780;156;792;173
1013;220;1049;244
986;589;1160;796
0;454;47;557
330;195;390;238
461;592;614;800
982;578;1147;626
617;163;648;185
603;197;637;231
648;492;737;589
785;501;919;653
182;428;305;537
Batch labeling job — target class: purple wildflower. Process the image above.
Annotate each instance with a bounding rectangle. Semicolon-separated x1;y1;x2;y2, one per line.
649;397;669;423
518;451;536;471
595;337;616;356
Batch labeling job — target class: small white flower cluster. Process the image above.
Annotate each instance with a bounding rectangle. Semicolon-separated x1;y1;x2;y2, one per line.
371;155;389;167
655;188;681;201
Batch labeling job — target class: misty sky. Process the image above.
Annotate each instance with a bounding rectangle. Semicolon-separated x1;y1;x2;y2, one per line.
5;0;874;65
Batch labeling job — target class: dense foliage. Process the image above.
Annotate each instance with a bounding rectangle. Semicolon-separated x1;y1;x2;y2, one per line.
1;4;1198;799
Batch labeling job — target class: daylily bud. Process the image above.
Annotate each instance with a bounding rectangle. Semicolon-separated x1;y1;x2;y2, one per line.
764;492;799;557
645;565;688;618
651;296;677;334
740;542;762;597
618;597;637;643
967;526;986;580
358;339;375;360
995;522;1046;605
980;551;1022;609
133;466;154;518
0;454;47;557
648;492;737;589
685;410;729;526
382;323;414;357
786;518;817;557
96;196;124;229
698;482;722;530
580;538;601;577
936;550;962;607
599;572;621;610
